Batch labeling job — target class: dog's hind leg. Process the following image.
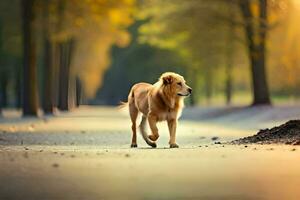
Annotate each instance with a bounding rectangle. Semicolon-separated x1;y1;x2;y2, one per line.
129;103;138;148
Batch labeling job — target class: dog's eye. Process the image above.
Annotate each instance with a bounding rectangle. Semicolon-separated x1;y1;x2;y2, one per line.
177;82;182;86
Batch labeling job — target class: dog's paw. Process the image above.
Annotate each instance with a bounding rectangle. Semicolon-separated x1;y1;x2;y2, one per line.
170;143;179;148
149;142;157;148
130;144;138;148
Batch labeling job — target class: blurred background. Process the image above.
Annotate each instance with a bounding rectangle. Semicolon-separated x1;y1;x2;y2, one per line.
0;0;299;116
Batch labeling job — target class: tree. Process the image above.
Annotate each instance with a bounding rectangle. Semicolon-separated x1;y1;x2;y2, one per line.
75;76;82;106
22;0;39;116
41;0;55;114
224;7;236;105
0;74;8;109
238;0;271;105
58;39;73;111
222;0;287;105
0;20;4;114
0;0;23;110
52;0;73;111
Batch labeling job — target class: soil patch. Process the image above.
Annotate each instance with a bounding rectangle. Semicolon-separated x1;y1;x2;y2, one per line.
231;120;300;145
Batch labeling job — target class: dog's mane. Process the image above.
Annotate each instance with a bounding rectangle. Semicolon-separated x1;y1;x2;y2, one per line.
156;82;180;110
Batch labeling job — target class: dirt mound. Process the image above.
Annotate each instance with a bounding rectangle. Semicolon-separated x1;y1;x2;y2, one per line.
231;120;300;145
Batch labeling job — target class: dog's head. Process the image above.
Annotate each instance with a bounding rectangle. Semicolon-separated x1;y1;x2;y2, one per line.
160;72;192;97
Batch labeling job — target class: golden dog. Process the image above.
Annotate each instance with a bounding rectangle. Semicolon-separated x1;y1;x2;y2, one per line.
122;72;192;148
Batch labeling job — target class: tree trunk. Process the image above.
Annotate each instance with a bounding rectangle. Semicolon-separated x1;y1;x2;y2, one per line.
56;0;71;111
42;38;55;113
22;0;39;116
58;40;74;111
225;67;232;105
224;8;235;105
41;0;55;114
15;65;22;109
52;43;60;108
204;67;213;105
0;76;8;108
0;21;3;114
68;74;76;110
58;42;69;110
75;76;82;107
225;42;233;105
249;46;270;105
239;0;271;106
0;74;8;115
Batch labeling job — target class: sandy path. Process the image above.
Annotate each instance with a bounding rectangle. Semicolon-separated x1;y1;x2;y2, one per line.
0;106;300;200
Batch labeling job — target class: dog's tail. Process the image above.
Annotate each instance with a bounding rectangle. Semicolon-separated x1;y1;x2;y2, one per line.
140;116;157;148
117;101;128;115
118;101;128;109
118;88;134;110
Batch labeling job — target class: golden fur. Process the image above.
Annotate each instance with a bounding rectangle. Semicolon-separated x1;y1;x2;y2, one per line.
122;72;192;148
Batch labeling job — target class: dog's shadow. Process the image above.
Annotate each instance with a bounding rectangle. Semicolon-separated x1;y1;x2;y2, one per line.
137;147;169;150
133;147;198;150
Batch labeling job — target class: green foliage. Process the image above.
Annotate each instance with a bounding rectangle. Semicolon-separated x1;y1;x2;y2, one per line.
95;21;187;105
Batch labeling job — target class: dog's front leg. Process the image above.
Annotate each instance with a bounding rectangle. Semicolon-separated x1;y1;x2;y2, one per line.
148;113;159;141
168;119;179;148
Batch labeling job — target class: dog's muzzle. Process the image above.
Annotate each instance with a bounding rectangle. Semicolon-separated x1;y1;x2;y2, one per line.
177;87;192;96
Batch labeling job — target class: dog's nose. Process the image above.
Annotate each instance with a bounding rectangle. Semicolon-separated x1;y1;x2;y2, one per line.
188;88;192;93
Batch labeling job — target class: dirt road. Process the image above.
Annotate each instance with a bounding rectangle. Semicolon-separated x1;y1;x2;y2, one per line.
0;106;299;200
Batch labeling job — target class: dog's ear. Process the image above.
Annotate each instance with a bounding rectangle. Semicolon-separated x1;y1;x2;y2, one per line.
162;75;173;85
